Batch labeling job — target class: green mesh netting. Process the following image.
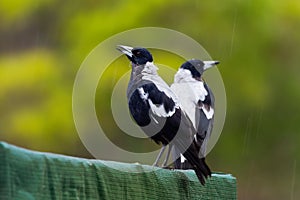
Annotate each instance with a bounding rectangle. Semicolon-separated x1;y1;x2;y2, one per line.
0;142;236;199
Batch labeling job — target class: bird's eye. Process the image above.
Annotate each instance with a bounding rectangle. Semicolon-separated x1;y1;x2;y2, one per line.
136;51;140;55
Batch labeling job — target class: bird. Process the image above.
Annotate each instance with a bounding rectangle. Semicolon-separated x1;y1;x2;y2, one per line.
170;59;219;169
117;45;211;185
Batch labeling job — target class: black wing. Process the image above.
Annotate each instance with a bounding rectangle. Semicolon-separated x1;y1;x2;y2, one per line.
195;83;214;156
128;88;151;126
128;83;179;144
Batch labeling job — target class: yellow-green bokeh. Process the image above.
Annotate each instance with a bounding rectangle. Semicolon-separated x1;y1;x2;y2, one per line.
0;0;300;199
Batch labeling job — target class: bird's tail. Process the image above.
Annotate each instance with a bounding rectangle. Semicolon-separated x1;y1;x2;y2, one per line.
179;140;211;185
171;109;211;185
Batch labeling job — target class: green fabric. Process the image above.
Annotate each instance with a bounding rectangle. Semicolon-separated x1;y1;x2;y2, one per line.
0;142;236;200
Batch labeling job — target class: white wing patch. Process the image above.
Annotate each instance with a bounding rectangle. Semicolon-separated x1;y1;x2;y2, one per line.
199;105;214;120
137;87;148;100
138;86;176;118
194;134;198;142
148;99;176;117
180;154;186;163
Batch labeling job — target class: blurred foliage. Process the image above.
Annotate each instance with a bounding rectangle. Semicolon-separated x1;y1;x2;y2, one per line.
1;0;300;199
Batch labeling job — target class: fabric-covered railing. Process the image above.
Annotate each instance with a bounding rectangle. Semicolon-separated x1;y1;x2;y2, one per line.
0;142;236;199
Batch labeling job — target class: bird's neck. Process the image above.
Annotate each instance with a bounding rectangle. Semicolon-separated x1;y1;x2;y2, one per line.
127;62;158;97
130;62;158;81
174;68;202;83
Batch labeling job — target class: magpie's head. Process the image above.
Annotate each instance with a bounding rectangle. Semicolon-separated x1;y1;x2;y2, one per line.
180;59;220;79
117;45;153;66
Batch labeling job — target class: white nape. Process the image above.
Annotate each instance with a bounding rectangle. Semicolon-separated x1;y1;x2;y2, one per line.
142;62;180;108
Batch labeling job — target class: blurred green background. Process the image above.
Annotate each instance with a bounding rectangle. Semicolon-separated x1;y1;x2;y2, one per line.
1;0;300;199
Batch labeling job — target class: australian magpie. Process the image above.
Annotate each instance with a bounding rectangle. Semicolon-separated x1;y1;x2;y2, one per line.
117;45;211;185
170;59;219;169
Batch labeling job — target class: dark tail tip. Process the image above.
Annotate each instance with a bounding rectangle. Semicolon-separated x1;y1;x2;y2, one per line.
201;158;212;177
194;169;206;185
194;158;212;185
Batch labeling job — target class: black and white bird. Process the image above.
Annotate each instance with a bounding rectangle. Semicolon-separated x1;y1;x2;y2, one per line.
117;45;211;185
170;59;219;169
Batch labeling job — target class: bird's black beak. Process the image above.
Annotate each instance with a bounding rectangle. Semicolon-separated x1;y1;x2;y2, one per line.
116;45;134;58
203;61;220;71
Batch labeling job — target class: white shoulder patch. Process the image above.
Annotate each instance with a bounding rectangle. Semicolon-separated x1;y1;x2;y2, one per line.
200;106;214;120
148;99;176;117
138;84;176;118
137;87;148;100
